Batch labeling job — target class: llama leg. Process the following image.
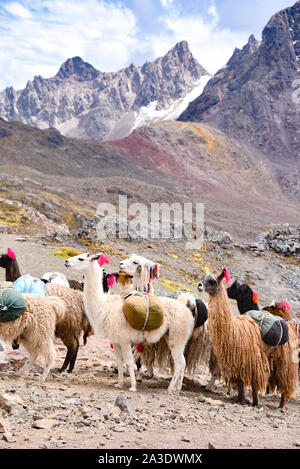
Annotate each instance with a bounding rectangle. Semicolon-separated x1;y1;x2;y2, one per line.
119;342;137;392
59;346;73;373
40;341;56;382
12;338;20;350
144;352;154;379
236;379;249;405
136;356;142;373
113;344;124;389
206;361;220;391
206;372;218;391
67;342;79;373
168;346;186;394
279;394;286;409
252;387;259;407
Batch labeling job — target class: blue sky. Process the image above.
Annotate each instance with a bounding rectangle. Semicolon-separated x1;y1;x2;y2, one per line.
0;0;295;89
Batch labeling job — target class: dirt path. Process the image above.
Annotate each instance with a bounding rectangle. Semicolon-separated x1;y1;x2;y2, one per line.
0;335;299;450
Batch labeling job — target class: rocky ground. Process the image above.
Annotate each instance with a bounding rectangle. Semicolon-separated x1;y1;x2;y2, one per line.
0;232;299;449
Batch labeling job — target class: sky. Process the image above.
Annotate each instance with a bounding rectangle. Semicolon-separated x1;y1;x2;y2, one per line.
0;0;295;90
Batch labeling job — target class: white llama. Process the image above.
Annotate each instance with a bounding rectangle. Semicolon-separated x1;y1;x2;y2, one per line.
119;254;160;294
65;252;194;393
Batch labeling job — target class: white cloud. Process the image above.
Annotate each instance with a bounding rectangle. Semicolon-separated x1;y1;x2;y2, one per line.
0;0;138;89
160;0;174;8
0;0;252;90
152;5;249;75
4;2;33;18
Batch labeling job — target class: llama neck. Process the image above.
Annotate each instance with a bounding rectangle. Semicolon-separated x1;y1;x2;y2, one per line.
237;297;258;315
275;309;293;320
208;282;234;336
83;262;106;321
6;259;21;282
133;272;152;293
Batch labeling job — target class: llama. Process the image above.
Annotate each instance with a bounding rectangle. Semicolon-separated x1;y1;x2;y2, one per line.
0;249;83;291
228;281;299;405
0;249;111;372
65;252;195;393
177;292;212;376
203;269;271;406
41;272;70;288
119;254;212;380
0;292;66;380
177;292;221;389
11;281;106;374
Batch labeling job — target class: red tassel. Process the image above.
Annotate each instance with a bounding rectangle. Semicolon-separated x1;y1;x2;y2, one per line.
7;248;16;260
110;343;114;350
252;291;259;304
136;343;143;353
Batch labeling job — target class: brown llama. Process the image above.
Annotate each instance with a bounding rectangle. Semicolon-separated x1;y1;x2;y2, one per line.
203;269;271;406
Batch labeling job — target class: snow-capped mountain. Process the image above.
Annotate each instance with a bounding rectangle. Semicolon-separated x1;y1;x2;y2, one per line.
0;41;209;142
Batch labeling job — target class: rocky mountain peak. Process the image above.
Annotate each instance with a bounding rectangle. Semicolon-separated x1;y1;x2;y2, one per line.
179;1;300;201
0;41;209;141
56;56;99;81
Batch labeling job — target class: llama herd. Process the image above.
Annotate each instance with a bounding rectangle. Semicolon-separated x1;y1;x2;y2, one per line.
0;248;299;410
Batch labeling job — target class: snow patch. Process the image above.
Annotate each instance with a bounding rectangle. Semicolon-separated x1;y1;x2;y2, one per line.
130;75;211;133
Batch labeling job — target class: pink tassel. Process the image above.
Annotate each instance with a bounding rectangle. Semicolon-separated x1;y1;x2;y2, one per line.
107;275;116;288
7;248;16;260
110;343;114;350
98;254;110;267
223;268;231;284
280;300;291;312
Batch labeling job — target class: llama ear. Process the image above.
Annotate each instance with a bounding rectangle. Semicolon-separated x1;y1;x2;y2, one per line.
223;268;231;284
218;268;230;284
7;248;16;260
98;254;110;267
107;275;116;288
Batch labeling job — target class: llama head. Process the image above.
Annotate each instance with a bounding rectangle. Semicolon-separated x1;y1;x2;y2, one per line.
227;280;259;314
263;301;292;316
0;249;20;281
41;272;70;287
203;269;230;295
119;254;160;289
113;271;134;287
65;252;110;272
0;253;10;269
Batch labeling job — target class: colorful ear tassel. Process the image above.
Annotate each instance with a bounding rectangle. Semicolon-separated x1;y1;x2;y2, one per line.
252;291;259;304
150;263;159;280
107;275;116;288
7;248;16;260
280;300;291;312
98;254;110;267
223;268;231;284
